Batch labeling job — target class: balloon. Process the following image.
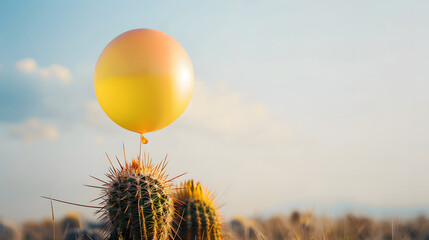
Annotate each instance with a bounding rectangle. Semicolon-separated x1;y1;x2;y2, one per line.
94;29;194;143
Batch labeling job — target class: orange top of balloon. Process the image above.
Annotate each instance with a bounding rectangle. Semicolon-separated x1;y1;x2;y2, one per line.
94;29;194;142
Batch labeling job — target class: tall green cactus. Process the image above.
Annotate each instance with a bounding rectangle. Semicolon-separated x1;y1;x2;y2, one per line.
173;180;223;240
99;155;175;240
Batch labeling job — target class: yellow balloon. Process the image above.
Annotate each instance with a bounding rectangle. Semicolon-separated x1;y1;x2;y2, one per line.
94;29;194;140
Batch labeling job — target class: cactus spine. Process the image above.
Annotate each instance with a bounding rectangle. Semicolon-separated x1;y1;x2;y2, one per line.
98;154;175;240
173;180;222;240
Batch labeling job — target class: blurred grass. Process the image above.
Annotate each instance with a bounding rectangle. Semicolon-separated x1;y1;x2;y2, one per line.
226;211;429;240
1;210;429;240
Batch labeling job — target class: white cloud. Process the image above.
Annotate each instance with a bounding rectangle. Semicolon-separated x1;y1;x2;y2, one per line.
9;118;58;141
179;80;290;146
16;58;72;84
49;64;72;84
16;58;37;73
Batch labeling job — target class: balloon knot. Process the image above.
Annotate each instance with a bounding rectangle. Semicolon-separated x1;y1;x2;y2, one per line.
140;134;149;144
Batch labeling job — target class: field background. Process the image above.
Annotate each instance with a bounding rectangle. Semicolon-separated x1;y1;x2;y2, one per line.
2;211;429;239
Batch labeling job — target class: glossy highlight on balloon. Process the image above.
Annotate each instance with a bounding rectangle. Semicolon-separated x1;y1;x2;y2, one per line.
94;29;194;141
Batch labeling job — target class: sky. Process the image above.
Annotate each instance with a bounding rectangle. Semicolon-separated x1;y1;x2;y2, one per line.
1;0;429;222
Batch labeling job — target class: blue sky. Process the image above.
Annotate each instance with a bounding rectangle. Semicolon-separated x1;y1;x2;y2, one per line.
1;0;429;222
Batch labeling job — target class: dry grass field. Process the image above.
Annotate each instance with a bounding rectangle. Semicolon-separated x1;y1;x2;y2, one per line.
2;211;429;240
226;212;429;240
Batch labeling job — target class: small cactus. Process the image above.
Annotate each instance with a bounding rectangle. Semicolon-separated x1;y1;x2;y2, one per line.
173;180;222;240
97;154;176;240
0;219;21;240
61;212;82;234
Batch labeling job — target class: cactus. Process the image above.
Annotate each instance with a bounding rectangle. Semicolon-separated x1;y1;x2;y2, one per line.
173;180;222;240
0;219;21;240
61;212;82;234
97;154;176;240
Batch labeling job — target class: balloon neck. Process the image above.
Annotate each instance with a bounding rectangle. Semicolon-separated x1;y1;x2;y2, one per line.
140;134;149;144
